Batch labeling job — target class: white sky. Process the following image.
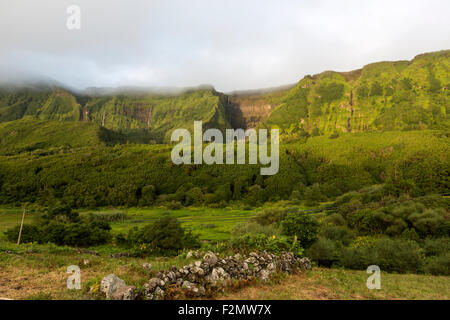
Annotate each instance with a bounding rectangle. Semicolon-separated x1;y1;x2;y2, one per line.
0;0;449;92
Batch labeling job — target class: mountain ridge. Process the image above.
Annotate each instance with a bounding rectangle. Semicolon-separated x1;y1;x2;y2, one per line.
0;49;448;142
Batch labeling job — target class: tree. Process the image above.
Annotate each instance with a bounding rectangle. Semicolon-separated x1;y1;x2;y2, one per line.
281;212;319;248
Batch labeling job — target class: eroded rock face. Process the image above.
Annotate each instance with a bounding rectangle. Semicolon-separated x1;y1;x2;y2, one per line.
100;274;126;299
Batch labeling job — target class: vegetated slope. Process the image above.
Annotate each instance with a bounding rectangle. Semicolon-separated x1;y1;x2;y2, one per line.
261;50;450;134
0;85;230;143
0;119;124;155
0;130;447;207
0;50;447;142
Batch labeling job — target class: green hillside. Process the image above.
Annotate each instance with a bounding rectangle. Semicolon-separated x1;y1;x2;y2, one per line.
263;50;450;135
0;86;230;143
0;119;121;155
0;50;448;142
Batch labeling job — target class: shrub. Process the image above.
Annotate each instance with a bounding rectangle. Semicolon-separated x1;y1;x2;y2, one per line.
164;201;182;210
337;246;372;270
229;233;303;256
185;187;203;205
408;208;449;238
62;222;111;247
320;226;355;246
5;224;41;243
304;183;327;206
423;253;450;276
371;238;422;273
324;213;346;227
39;221;111;247
422;237;450;257
306;238;339;267
281;212;319;248
128;217;200;256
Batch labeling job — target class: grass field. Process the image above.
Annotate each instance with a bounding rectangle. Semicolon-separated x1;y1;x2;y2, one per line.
222;268;450;300
0;206;258;242
0;240;448;300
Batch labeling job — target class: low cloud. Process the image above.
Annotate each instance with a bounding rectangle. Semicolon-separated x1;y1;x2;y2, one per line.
0;0;449;91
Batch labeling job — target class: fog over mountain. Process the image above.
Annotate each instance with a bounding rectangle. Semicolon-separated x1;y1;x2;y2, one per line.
0;0;449;91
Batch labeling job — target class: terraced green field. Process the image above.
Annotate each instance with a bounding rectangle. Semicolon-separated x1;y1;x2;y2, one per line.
0;206;258;242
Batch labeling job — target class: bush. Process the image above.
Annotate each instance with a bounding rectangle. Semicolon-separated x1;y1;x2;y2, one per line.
281;212;319;248
62;222;111;247
423;253;450;276
306;238;339;267
127;217;200;256
324;213;346;226
5;219;112;247
422;237;450;257
304;183;327;206
229;233;303;256
39;221;111;247
371;238;422;273
5;224;41;243
337;246;372;270
320;226;355;246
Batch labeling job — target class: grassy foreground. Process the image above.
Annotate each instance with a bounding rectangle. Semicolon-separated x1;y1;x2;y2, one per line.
222;268;450;300
0;240;449;300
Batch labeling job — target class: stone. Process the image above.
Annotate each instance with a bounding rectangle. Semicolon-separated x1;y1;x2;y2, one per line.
299;257;312;270
142;263;152;272
203;251;218;266
146;277;164;292
111;285;137;300
153;287;165;300
100;274;126;299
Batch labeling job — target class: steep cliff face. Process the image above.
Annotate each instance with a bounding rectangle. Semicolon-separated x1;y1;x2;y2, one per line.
0;87;231;142
0;50;448;140
262;50;450;134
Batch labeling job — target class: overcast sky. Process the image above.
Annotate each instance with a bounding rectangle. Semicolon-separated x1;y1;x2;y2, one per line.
0;0;449;92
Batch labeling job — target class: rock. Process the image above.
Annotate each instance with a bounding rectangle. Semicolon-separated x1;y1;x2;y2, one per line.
182;281;205;297
111;285;137;300
146;277;165;292
299;257;312;270
203;251;218;266
267;262;276;271
186;251;193;259
205;267;230;285
153;287;165;300
192;266;205;276
82;259;90;265
182;280;194;289
258;269;271;283
167;270;177;282
100;274;126;299
142;263;152;272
